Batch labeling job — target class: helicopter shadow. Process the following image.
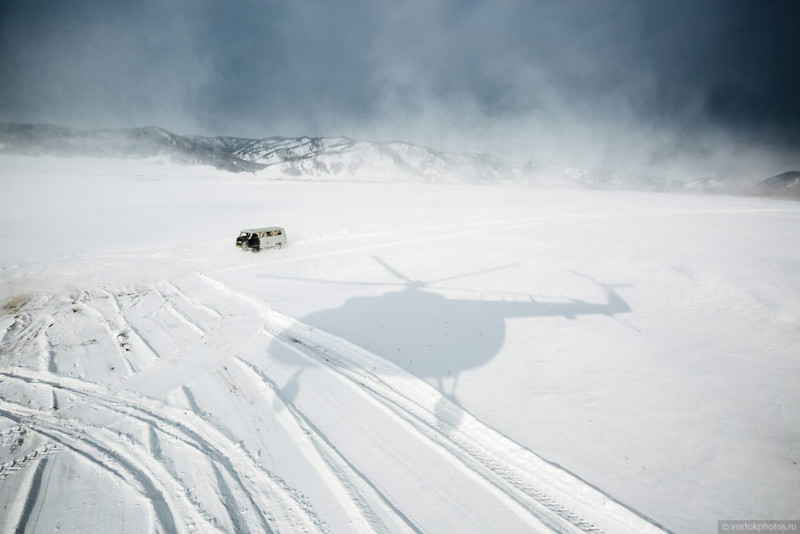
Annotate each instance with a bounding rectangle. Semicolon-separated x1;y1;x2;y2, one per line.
262;257;633;416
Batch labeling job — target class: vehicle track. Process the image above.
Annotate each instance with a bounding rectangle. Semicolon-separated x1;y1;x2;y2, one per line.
232;357;421;534
194;271;666;533
211;205;796;277
0;264;666;533
211;211;629;274
262;313;602;533
0;369;326;533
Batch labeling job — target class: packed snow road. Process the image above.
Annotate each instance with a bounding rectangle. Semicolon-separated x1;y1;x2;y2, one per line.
1;156;799;532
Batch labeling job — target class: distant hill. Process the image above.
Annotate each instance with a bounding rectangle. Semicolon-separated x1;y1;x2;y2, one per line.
0;123;264;173
6;122;792;197
760;171;800;189
0;122;590;185
222;135;542;184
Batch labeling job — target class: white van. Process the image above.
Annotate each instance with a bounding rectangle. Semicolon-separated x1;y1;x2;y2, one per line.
236;226;287;252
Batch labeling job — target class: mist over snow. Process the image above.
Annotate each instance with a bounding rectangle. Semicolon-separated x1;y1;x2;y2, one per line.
2;122;798;195
0;122;640;188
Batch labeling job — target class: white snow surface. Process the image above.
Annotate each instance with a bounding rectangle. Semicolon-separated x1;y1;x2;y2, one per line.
1;154;799;533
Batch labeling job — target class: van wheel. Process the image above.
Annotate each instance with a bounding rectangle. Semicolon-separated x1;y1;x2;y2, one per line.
251;247;260;253
275;243;282;250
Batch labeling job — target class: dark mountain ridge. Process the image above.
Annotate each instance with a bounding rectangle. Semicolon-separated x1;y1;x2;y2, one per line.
0;123;264;172
1;123;796;197
760;171;800;189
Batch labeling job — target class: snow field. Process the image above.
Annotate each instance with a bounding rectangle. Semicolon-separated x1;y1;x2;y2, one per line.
1;155;799;532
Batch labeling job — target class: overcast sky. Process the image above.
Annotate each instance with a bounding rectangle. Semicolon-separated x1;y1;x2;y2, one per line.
1;0;797;175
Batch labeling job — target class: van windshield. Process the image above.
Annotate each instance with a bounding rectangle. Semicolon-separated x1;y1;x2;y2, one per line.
239;232;250;238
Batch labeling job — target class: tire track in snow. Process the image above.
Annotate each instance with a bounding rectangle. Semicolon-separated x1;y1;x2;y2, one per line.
108;289;164;364
0;442;61;480
214;205;795;275
75;295;139;376
40;325;57;374
211;211;627;273
263;321;579;533
264;311;666;533
156;282;219;336
196;272;576;529
1;312;39;367
209;460;252;534
2;290;155;377
232;357;421;534
189;275;568;532
0;268;664;532
0;369;327;534
119;279;267;399
196;273;559;529
163;280;224;325
194;271;666;533
164;300;206;336
122;275;506;531
12;452;53;533
0;402;182;533
90;288;155;372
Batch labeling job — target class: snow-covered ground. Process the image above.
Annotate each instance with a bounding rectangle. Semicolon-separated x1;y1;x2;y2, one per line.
1;155;798;533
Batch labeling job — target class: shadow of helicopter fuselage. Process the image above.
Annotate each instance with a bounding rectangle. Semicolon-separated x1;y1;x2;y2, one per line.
262;257;632;412
301;283;631;392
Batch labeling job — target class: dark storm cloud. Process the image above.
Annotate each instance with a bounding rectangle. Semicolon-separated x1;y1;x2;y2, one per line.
1;0;797;177
0;1;208;128
637;2;799;139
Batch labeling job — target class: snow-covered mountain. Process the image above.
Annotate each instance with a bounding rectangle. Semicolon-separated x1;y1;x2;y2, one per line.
2;123;795;196
0;123;264;173
227;135;543;184
0;123;591;186
760;170;800;189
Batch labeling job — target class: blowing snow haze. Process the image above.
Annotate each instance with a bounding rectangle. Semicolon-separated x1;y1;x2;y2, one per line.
1;0;798;182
